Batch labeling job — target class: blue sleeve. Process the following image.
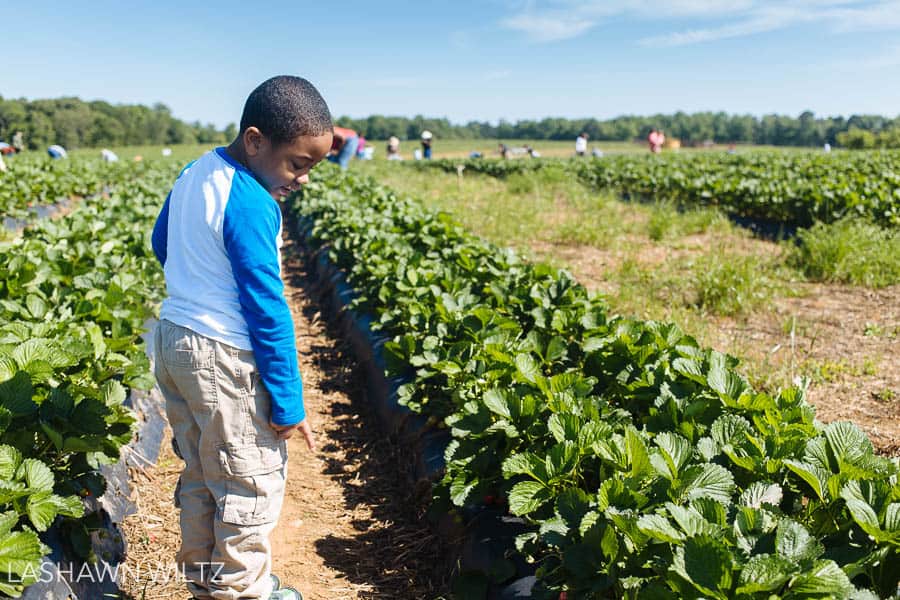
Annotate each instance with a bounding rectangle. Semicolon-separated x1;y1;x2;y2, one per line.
151;192;171;266
223;176;304;426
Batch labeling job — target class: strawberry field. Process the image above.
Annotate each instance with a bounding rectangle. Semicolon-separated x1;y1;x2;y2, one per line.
0;153;897;599
295;166;899;599
414;151;900;228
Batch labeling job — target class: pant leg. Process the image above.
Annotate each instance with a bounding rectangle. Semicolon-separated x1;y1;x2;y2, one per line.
205;343;287;600
156;321;288;599
154;320;218;600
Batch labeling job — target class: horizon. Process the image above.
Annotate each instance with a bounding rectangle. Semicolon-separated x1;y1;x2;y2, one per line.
5;1;900;128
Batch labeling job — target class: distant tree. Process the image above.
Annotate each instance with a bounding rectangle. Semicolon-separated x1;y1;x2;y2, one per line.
837;127;877;149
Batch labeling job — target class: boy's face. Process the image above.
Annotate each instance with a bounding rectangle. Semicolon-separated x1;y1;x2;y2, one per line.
244;128;333;199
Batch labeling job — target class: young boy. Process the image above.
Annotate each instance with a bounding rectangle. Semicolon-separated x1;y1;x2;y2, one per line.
151;76;333;600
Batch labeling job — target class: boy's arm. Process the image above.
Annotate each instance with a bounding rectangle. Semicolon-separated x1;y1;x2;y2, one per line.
223;188;305;427
151;193;171;266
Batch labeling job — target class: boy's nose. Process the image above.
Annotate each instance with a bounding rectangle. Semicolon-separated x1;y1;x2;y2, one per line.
296;174;309;185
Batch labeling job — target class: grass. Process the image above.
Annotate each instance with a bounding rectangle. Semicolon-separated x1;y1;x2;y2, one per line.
688;252;783;315
789;217;900;287
646;202;729;241
802;357;880;383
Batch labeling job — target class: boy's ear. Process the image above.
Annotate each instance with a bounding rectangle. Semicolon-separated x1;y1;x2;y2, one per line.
243;127;265;157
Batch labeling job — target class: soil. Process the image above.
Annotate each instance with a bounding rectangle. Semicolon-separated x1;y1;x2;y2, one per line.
118;233;453;599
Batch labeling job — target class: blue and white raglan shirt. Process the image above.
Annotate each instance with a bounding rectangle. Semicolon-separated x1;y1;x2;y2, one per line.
151;147;304;426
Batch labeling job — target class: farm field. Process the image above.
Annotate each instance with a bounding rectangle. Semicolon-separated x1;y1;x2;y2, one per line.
352;156;900;454
1;147;898;599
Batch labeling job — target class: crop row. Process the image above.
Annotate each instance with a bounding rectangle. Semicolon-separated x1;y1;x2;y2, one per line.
414;151;900;227
0;159;176;596
294;165;899;599
0;155;138;223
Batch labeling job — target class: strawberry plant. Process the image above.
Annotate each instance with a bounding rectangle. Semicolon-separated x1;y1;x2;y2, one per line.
0;157;179;596
294;165;899;599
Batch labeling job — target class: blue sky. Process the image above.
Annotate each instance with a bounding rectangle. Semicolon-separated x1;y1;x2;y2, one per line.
5;1;900;127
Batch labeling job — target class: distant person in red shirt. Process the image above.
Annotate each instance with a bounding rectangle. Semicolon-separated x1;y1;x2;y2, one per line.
327;126;359;169
648;128;665;153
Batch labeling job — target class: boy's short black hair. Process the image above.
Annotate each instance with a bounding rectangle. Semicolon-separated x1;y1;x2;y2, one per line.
239;76;333;145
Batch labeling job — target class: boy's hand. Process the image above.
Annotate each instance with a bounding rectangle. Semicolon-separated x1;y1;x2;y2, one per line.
270;419;317;451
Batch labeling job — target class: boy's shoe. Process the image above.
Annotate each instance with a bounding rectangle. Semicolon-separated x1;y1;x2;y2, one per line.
269;586;303;600
271;573;281;590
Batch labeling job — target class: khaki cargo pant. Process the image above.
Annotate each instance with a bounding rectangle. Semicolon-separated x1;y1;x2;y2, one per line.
153;319;287;600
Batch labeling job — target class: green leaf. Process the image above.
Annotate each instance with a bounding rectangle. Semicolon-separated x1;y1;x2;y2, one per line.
843;498;882;538
50;494;84;518
667;503;719;537
691;497;727;527
11;339;54;366
26;491;58;531
557;488;591;528
626;427;653;479
736;553;795;594
0;480;29;504
885;503;900;533
25;295;48;320
19;459;53;492
786;559;853;597
548;413;581;443
711;414;752;447
0;357;17;383
784;460;831;502
672;357;705;383
0;371;37;417
100;380;127;407
0;446;23;481
0;528;47;578
514;353;541;384
654;432;692;479
824;421;873;468
450;473;477;506
501;452;543;482
671;535;733;599
680;463;735;504
739;482;783;509
508;480;552;516
637;513;685;544
71;398;112;434
707;356;747;399
0;512;17;538
775;519;823;563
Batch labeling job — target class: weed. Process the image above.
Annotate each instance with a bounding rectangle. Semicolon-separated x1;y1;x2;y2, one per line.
689;252;781;315
789;217;900;287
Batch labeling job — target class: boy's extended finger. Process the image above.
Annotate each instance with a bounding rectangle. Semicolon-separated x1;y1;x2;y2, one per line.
300;421;316;451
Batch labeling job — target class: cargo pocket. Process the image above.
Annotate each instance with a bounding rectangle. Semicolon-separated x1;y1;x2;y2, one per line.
218;441;286;526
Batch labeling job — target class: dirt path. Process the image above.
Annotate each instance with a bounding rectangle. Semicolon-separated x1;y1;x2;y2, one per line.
119;234;451;599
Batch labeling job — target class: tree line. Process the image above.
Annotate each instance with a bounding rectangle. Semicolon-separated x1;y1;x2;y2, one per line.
1;95;898;149
336;111;900;148
0;96;236;150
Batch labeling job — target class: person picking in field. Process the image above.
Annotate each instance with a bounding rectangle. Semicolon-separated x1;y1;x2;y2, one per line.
575;132;588;156
421;129;433;159
151;75;333;600
327;125;359;169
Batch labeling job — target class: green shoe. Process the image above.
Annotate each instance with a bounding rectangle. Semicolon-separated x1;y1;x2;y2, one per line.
269;586;303;600
271;574;281;590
